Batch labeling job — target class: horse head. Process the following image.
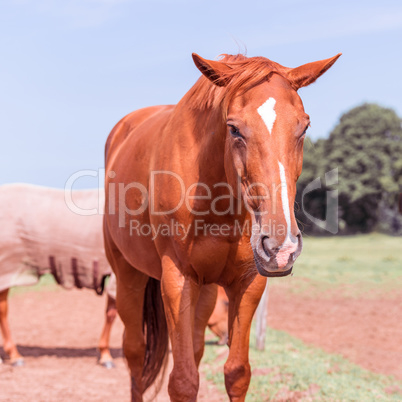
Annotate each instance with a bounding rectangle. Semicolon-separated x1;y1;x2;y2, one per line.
192;52;341;277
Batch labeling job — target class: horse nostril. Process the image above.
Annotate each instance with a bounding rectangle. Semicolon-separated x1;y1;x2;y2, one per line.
292;232;303;259
289;231;301;245
295;232;302;248
262;236;279;258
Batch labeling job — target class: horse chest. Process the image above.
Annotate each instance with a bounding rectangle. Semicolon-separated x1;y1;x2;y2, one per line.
186;236;231;283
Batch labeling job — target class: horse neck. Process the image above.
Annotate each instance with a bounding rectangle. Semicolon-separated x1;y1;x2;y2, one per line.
195;109;227;181
171;95;246;223
173;94;228;184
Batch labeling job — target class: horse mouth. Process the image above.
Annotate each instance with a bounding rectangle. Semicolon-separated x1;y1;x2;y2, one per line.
253;253;294;277
255;261;293;277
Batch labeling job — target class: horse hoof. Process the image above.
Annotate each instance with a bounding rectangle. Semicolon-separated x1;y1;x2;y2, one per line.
11;358;25;367
99;360;115;369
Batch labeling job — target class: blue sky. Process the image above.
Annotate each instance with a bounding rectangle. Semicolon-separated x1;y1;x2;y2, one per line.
1;0;401;188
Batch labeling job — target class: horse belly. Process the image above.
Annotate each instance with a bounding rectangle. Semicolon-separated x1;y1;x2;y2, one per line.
106;215;163;279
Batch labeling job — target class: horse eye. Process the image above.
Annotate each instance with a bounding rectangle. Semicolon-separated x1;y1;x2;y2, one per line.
302;123;310;135
229;125;242;138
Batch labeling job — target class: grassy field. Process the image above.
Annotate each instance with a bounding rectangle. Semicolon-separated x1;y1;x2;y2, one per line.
202;234;402;401
268;233;402;297
295;233;401;283
203;326;401;401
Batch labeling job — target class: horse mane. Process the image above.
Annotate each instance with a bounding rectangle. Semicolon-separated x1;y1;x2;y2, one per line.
186;54;290;113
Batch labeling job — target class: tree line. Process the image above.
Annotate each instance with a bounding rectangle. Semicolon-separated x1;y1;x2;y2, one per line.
296;103;402;235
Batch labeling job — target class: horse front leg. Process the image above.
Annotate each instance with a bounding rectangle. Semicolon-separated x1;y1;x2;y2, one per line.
160;255;201;402
224;275;267;401
98;294;117;368
0;289;24;366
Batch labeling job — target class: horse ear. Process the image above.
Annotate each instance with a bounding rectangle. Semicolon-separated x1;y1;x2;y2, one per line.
192;53;232;87
287;53;342;90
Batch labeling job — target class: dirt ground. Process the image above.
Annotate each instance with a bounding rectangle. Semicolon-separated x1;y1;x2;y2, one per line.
1;283;401;401
267;283;402;381
0;288;221;402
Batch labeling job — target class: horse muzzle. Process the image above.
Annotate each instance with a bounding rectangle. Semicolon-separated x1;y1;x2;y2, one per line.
252;232;302;277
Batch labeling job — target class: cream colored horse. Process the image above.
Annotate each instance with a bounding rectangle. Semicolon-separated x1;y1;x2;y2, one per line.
0;184;116;367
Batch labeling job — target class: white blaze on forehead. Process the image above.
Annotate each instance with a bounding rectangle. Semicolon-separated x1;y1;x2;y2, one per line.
257;97;276;135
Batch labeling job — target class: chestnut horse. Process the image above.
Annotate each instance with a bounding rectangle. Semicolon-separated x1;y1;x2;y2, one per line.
104;52;340;400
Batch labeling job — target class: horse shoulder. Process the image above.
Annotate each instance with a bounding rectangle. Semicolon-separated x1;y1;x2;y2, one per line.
105;105;175;160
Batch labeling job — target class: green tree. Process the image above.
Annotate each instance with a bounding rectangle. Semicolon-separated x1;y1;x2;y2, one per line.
295;138;328;234
297;103;402;234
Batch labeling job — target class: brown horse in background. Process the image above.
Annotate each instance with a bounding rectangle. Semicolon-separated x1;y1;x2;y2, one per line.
104;51;340;400
207;286;229;345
